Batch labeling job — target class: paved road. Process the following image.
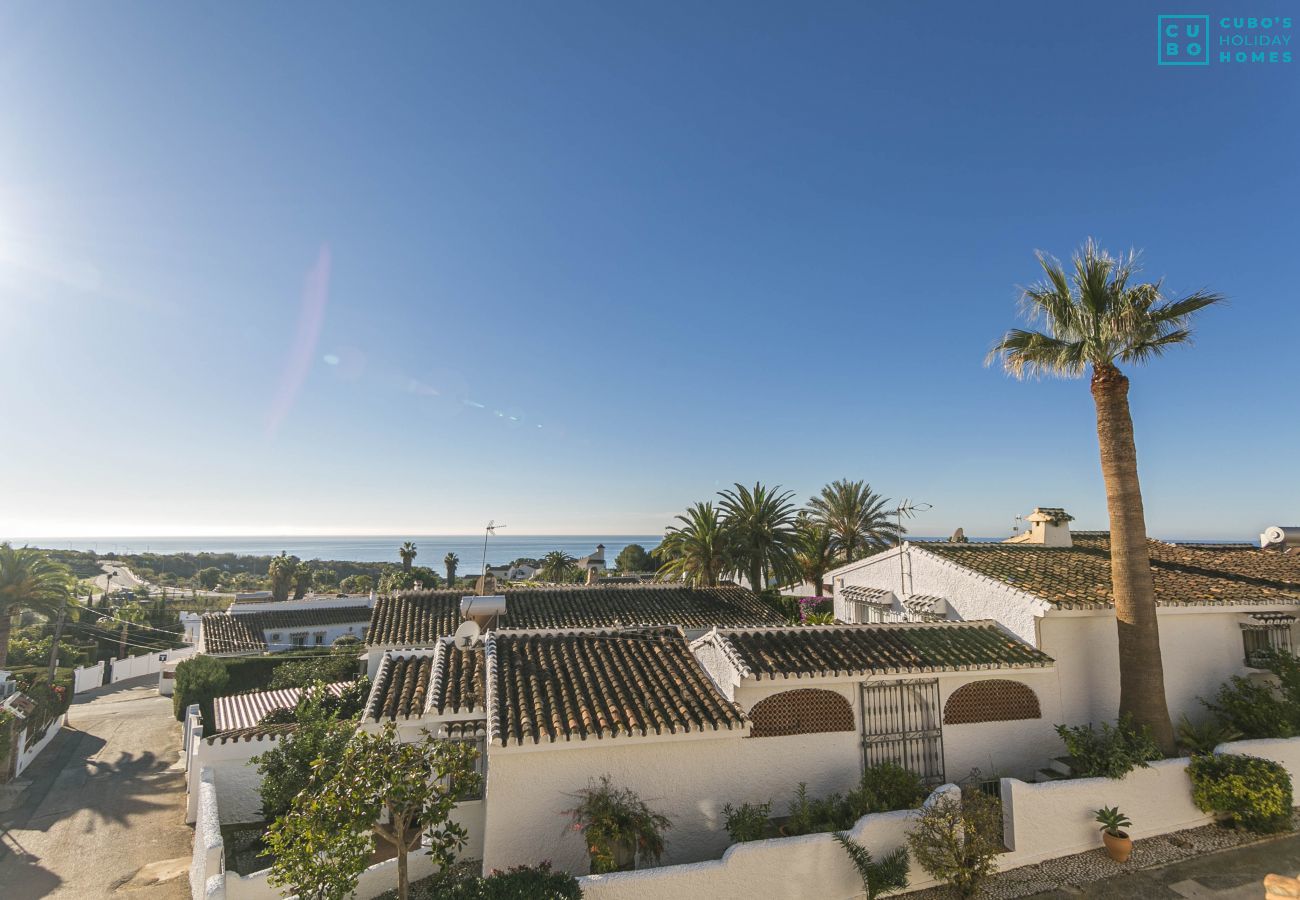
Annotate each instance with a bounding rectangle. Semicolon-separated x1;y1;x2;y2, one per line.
0;677;192;900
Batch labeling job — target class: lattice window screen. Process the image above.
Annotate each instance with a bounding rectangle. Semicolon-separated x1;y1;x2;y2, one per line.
942;679;1041;725
748;688;854;738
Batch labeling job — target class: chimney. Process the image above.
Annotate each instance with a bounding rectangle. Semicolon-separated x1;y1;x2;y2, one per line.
586;567;599;585
1004;507;1074;547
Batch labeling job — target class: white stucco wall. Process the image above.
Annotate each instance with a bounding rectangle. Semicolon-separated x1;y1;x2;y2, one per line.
15;714;66;777
937;670;1063;782
73;661;105;694
188;734;284;825
480;727;867;875
191;768;227;900
829;545;1046;644
578;785;958;900
1041;608;1276;727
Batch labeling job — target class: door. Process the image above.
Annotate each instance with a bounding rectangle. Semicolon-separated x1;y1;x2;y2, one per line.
860;679;945;784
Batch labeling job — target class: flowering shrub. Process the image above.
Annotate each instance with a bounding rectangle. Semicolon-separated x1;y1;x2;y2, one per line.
797;596;833;622
1189;753;1293;833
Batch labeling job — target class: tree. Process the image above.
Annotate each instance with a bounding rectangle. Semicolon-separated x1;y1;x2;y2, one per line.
539;551;578;583
293;561;311;600
115;601;147;660
906;791;1002;899
409;566;441;589
268;552;300;603
253;684;359;821
444;552;459;586
656;502;731;587
806;480;901;562
340;574;373;594
172;653;230;722
399;541;418;572
615;544;655;574
833;832;909;900
717;482;798;593
196;567;223;590
311;569;338;592
268;654;360;691
988;240;1222;753
792;516;836;597
0;544;72;669
266;723;480;900
380;570;417;594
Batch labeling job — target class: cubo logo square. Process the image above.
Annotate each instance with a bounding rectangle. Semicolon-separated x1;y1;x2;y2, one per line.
1158;15;1210;65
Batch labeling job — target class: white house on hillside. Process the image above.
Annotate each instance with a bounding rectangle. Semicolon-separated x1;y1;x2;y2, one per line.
827;508;1300;727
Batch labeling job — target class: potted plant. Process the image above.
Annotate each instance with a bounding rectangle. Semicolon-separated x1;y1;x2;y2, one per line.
1094;806;1133;862
564;775;671;873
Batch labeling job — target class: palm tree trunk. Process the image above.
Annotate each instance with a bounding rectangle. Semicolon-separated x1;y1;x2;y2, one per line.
120;626;128;661
1091;365;1175;754
749;564;763;595
0;607;12;669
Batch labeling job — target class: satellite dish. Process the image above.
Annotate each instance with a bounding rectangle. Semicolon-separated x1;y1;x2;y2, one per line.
453;619;482;648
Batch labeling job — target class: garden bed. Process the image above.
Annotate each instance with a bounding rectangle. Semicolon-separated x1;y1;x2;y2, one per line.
221;822;274;875
900;809;1300;898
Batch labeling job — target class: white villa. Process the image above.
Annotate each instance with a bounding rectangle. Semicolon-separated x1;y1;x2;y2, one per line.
827;508;1300;728
197;597;375;655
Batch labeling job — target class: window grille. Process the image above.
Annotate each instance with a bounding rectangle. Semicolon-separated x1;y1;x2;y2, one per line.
1243;625;1293;668
748;688;854;738
942;680;1041;725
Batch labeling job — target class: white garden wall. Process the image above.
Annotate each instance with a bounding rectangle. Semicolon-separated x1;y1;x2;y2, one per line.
72;661;105;694
14;714;66;777
111;646;197;684
577;785;957;900
187;733;284;825
937;670;1063;782
481;728;867;875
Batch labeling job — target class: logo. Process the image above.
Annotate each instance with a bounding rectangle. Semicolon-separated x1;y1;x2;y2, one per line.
1158;15;1210;65
1157;15;1294;65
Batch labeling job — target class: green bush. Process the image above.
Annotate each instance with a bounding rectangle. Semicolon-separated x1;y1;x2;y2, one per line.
849;762;928;817
447;862;582;900
722;800;772;843
906;790;1002;899
172;654;230;724
1188;753;1293;833
1203;675;1300;740
1177;715;1243;756
267;653;359;691
1055;717;1162;779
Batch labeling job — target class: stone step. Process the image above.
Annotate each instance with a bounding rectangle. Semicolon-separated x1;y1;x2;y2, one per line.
1049;756;1078;776
1035;767;1069;783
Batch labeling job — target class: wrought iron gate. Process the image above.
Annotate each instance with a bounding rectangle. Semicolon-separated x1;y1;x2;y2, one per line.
860;679;945;784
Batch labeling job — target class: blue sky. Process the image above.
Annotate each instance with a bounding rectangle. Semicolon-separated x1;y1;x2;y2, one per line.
1;2;1296;540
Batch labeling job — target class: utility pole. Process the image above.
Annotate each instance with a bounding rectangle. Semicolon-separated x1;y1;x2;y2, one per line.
47;607;68;684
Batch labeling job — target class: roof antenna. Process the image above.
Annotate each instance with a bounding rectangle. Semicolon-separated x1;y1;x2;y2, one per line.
894;499;932;599
480;520;506;594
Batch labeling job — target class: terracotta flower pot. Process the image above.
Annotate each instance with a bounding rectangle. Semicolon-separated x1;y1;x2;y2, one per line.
1102;830;1132;863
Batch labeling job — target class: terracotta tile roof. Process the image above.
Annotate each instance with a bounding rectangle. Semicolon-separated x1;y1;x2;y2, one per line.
366;585;783;646
914;532;1300;610
212;681;351;732
365;643;487;722
366;652;436;721
486;627;748;746
201;605;372;653
203;723;298;744
366;591;464;647
699;622;1053;680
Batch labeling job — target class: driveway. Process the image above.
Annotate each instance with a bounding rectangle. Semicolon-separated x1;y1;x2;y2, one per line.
0;676;192;899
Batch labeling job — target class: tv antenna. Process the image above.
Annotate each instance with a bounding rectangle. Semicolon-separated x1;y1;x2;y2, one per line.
481;520;506;580
894;499;932;597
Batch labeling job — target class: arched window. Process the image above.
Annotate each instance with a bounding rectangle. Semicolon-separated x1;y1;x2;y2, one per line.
943;680;1041;725
748;688;854;738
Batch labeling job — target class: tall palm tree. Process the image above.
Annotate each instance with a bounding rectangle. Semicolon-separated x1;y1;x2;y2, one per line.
792;516;837;598
444;552;459;587
806;480;901;561
718;482;799;593
116;601;147;661
268;552;298;603
657;502;731;587
538;551;577;583
0;544;72;668
399;542;418;572
989;239;1223;754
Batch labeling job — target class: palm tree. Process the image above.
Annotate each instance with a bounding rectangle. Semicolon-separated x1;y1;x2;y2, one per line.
0;544;72;668
792;516;837;597
538;551;577;583
268;552;298;603
399;542;418;572
116;601;147;661
444;552;459;587
717;482;799;593
989;239;1223;754
657;502;732;587
806;479;901;561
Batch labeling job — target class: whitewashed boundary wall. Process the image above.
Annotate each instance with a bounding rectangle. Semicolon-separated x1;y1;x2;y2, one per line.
13;714;66;777
578;785;957;900
72;661;105;694
111;645;197;684
1000;735;1300;868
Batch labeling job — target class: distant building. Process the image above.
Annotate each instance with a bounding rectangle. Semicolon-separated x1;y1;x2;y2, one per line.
573;544;606;575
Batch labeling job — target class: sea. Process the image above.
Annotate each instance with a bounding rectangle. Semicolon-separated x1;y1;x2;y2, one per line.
16;535;663;568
